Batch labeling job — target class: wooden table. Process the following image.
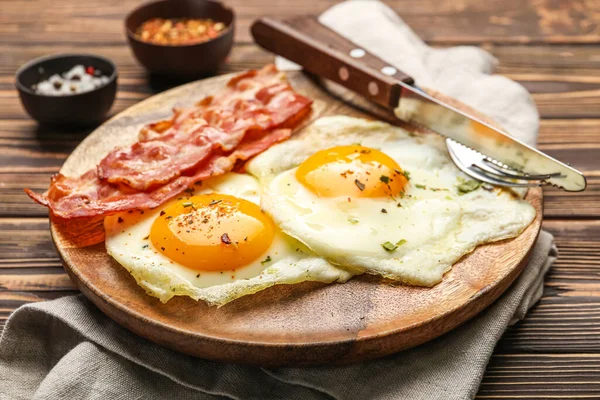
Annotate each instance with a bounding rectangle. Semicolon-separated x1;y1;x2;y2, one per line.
1;0;599;397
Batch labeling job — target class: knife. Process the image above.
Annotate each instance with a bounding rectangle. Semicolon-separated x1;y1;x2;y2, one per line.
251;16;586;192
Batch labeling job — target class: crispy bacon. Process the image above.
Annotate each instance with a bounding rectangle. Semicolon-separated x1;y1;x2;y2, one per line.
25;128;293;219
98;65;311;191
25;65;309;219
97;124;225;191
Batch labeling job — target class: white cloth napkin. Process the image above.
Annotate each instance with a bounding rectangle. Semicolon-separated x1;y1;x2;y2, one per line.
0;1;554;399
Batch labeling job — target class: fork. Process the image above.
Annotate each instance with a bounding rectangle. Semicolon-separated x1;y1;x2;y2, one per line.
445;139;562;188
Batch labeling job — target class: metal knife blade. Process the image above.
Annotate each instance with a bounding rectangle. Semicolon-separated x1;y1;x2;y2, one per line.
394;81;587;192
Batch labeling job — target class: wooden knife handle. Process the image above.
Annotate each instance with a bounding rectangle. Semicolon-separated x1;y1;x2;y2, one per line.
251;16;414;109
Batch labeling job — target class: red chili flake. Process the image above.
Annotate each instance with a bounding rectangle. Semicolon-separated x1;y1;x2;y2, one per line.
221;233;232;244
86;66;95;75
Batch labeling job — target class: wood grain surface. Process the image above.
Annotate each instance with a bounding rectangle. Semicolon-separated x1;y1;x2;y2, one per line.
1;0;599;395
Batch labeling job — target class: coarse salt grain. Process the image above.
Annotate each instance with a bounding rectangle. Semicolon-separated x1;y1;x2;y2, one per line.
33;65;110;96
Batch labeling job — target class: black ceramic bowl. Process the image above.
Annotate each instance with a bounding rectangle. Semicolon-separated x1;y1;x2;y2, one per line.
16;54;117;126
125;0;235;78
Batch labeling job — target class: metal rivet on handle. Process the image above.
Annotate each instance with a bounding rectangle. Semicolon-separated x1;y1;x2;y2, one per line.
381;66;397;76
338;66;350;81
350;48;366;58
368;82;379;96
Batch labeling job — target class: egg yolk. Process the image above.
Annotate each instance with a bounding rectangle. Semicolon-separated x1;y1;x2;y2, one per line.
296;145;407;197
150;194;275;271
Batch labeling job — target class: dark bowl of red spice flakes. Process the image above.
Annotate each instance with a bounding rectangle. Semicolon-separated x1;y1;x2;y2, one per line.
125;0;235;78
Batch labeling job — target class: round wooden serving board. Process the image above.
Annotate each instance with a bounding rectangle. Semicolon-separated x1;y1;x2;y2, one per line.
51;71;542;367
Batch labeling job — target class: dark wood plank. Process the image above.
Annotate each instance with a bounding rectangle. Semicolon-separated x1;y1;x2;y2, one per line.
479;354;600;399
2;0;600;45
495;220;600;353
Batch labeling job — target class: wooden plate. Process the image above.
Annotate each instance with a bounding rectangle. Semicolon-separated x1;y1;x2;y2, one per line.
51;71;542;366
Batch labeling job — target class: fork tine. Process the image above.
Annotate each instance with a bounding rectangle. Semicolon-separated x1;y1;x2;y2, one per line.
470;165;542;187
446;139;542;188
481;159;561;180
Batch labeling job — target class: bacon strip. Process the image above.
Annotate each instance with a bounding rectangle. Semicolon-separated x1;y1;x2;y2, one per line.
25;65;311;219
98;64;311;191
25;128;293;219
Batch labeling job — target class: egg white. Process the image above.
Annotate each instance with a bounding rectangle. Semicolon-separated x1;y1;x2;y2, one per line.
246;116;536;286
104;173;354;306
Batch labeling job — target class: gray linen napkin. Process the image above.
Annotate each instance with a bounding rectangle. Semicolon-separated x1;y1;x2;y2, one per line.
1;1;555;399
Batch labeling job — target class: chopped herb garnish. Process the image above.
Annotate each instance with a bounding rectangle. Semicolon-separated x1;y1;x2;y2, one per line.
209;199;222;206
161;246;165;251
445;195;452;200
261;255;272;265
182;201;193;207
457;179;481;195
354;179;366;191
381;208;388;213
143;235;149;240
381;241;398;252
348;218;359;224
117;217;124;223
194;181;203;186
415;184;426;189
142;245;149;249
400;170;411;180
379;175;390;184
166;216;172;220
184;188;194;194
221;233;232;244
396;239;407;246
196;274;200;278
160;210;166;216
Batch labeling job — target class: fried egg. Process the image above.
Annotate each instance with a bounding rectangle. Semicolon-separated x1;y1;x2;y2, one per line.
246;116;536;286
104;173;354;306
